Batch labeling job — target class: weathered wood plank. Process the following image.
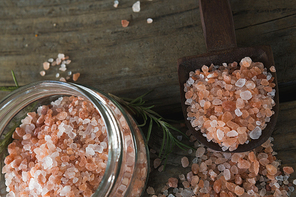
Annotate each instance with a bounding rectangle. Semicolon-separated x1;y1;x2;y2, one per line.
0;0;296;114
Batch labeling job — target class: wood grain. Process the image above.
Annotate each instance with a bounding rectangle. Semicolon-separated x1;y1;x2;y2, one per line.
0;0;295;114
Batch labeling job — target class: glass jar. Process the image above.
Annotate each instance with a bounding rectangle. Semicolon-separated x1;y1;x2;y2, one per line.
0;81;149;197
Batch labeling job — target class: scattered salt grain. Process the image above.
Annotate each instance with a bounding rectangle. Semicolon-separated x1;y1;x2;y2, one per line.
235;108;242;117
181;157;189;168
132;1;140;12
113;0;119;8
146;186;155;194
73;73;80;81
147;18;153;24
48;58;54;63
58;53;65;60
56;73;60;78
59;77;66;82
121;20;129;27
154;158;161;168
270;66;276;72
40;71;46;76
43;62;50;70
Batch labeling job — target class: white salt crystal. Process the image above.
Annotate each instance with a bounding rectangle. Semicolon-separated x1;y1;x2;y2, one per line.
224;169;231;180
58;53;65;60
186;77;194;86
48;58;54;62
293;179;296;185
217;164;225;171
147;18;153;24
132;1;140;12
210;120;217;127
73;177;79;183
226;130;238;137
56;73;60;78
86;146;95;156
240;90;252;100
235;78;246;87
199;100;205;107
43;156;53;169
40;71;46;76
222;146;228;151
217;129;224;140
256;121;261;125
113;0;119;8
60;186;71;196
249;126;262;139
101;141;107;149
223;63;227;67
235;108;242;117
59;67;67;72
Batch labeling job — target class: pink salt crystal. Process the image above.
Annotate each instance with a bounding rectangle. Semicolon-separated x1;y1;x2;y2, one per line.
235;185;245;196
245;80;256;89
283;166;294;174
240;57;252;67
224;169;231;180
153;158;161;168
59;77;66;82
196;147;205;157
199;162;207;172
191;176;199;186
235;78;246;87
73;73;80;81
230;165;238;174
270;66;276;72
240;90;252;100
43;62;50;70
146;186;155;194
168;177;178;188
237;159;251;169
40;71;46;76
121;20;129;27
158;165;164;172
226;130;238;137
181;157;189;168
236;98;245;109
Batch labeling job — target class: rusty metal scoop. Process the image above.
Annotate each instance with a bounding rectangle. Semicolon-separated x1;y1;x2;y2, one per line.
178;0;279;152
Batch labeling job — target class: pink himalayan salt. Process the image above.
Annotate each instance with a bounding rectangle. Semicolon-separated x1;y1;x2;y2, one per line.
181;157;189;168
195;147;205;157
154;158;162;169
283;166;294;174
146;186;155;194
43;62;50;70
121;20;129;27
168;177;178;188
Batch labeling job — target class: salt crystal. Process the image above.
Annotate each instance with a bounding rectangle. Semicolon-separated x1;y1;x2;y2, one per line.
235;78;246;87
60;186;71;196
256;121;261;125
240;57;252;67
196;147;205;157
59;67;67;72
40;71;46;76
177;135;182;141
56;73;60;78
86;146;95;156
212;98;222;105
132;1;140;12
210;120;217;127
217;164;225;171
217;129;224;141
240;90;252;100
226;130;238;137
249;126;262;139
235;108;242;116
58;53;65;60
222;146;228;151
113;0;119;8
147;18;153;24
43;62;50;70
168;194;175;197
186;77;194;86
48;58;54;62
181;157;189;168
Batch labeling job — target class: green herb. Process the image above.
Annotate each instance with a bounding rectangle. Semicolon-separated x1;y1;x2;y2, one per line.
109;93;193;161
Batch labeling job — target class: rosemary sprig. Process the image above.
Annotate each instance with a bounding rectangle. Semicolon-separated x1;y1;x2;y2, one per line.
109;92;193;161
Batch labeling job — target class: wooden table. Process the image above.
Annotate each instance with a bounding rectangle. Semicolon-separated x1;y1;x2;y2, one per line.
0;0;296;196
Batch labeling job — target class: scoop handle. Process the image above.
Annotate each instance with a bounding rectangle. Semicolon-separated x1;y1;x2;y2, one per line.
199;0;237;52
